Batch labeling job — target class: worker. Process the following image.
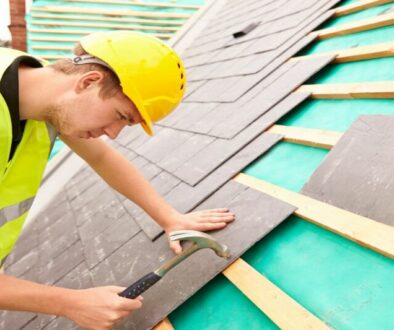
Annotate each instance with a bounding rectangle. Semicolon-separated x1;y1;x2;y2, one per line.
0;31;235;329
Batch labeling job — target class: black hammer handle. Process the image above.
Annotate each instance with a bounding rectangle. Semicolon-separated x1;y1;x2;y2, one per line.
118;272;162;299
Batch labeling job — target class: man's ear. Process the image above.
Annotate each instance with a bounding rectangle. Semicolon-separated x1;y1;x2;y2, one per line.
74;71;104;93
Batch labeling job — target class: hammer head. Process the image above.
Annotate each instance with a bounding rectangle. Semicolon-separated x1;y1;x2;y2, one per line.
169;230;230;258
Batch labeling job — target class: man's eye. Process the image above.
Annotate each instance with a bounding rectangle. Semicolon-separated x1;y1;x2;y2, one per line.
117;112;127;121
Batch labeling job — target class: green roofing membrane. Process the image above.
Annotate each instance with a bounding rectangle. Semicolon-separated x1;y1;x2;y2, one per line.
279;98;394;132
171;0;394;328
301;24;394;55
320;2;393;29
308;56;394;84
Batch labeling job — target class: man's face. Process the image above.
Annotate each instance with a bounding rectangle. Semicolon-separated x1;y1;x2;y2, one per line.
49;72;143;139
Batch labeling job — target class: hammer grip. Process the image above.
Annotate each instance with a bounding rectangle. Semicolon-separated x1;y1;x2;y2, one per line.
118;272;162;299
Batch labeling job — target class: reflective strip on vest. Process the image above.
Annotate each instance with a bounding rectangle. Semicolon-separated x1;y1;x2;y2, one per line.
0;197;34;227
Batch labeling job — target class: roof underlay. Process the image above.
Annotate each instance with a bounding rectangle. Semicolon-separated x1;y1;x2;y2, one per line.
2;0;394;329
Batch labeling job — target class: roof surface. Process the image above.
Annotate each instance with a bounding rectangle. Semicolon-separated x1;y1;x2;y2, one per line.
2;0;394;329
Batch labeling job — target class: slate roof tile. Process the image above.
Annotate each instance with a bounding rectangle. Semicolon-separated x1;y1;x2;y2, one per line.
82;212;141;269
302;116;394;227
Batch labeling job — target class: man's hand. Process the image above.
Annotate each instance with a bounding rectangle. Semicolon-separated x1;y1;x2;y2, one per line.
62;286;143;330
163;208;235;254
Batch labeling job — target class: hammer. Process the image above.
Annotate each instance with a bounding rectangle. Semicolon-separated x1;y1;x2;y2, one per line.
119;230;230;299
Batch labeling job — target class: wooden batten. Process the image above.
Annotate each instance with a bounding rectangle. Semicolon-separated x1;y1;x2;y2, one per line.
31;20;180;32
31;6;192;19
63;0;201;10
234;173;394;259
267;125;342;149
296;82;394;99
223;259;330;330
31;13;185;26
153;318;174;330
290;41;394;63
30;37;80;42
29;28;172;39
334;0;394;16
315;12;394;39
32;45;73;51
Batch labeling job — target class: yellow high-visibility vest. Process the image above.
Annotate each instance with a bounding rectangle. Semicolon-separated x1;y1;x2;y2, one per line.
0;48;57;262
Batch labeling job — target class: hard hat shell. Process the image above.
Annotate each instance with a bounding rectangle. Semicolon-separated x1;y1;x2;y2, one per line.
80;31;186;135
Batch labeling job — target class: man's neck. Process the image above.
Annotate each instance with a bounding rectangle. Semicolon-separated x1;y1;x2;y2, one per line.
18;66;73;122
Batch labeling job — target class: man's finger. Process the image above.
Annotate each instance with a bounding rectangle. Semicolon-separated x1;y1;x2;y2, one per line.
170;240;183;255
197;215;235;223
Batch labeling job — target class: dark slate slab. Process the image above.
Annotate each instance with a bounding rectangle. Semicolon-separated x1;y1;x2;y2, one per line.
40;241;85;285
132;132;281;241
76;180;296;330
0;310;36;330
135;127;192;165
211;53;333;139
166;133;282;214
302;115;394;227
82;213;141;269
172;91;314;187
157;133;216;173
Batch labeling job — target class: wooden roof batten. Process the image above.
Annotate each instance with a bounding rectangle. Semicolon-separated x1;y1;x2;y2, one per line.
29;28;172;39
62;0;201;10
31;13;185;26
267;125;342;149
154;318;174;330
31;6;193;19
313;11;394;39
30;20;180;32
234;173;394;259
334;0;394;17
296;81;394;99
223;259;330;329
290;41;394;63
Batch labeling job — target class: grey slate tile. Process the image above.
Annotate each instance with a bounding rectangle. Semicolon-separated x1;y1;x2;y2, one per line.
38;241;85;285
31;212;79;268
0;311;36;330
77;198;126;242
135;127;192;165
187;75;241;103
21;315;56;330
165;133;282;213
129;155;167;184
115;181;296;330
68;179;109;213
133;133;281;241
42;317;80;330
211;52;332;138
116;126;146;147
157;133;215;173
90;231;172;287
82;212;141;269
4;249;39;278
183;80;206;99
4;222;39;266
302;115;394;227
132;172;181;240
171;86;320;187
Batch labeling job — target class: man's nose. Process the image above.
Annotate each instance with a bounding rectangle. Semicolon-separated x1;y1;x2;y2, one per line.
103;121;127;139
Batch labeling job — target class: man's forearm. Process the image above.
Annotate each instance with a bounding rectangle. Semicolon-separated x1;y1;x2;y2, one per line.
0;274;69;315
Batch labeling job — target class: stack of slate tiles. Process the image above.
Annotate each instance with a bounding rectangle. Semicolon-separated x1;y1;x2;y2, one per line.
1;0;344;328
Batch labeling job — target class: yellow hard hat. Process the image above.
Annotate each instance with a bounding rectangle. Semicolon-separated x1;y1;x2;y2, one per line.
80;31;186;135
